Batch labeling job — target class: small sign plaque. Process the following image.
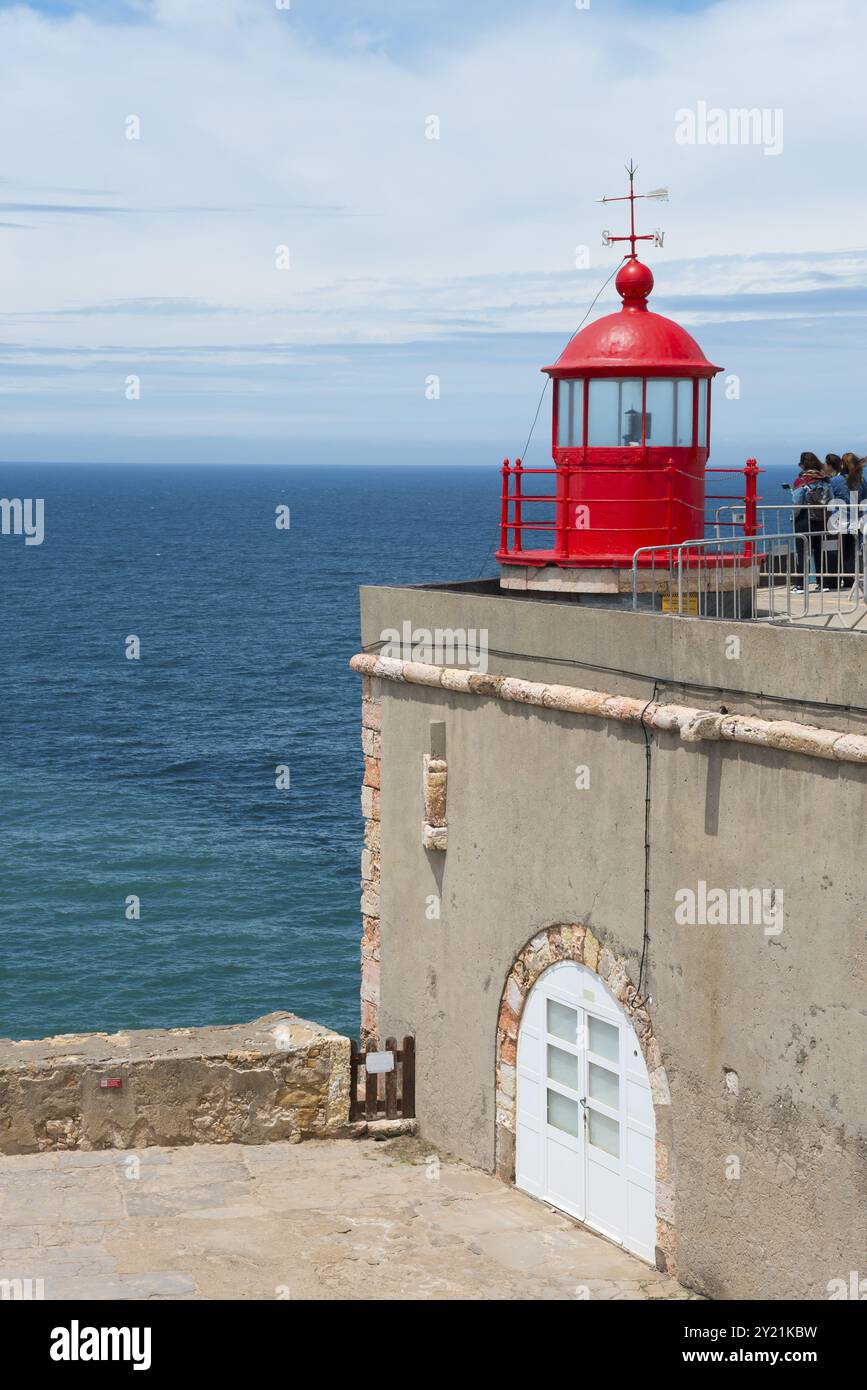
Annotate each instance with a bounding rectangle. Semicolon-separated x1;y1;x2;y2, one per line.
662;593;699;615
365;1050;395;1075
99;1078;123;1090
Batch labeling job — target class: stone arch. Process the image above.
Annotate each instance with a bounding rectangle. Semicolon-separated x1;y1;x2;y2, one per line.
495;922;676;1276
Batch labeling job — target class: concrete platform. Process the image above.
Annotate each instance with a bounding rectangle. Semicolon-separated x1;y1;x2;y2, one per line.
0;1136;697;1301
754;586;867;629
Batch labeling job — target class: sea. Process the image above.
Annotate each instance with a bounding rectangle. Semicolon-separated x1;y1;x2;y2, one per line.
0;458;792;1043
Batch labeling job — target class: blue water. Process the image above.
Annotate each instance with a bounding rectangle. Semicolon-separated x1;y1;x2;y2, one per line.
0;459;791;1043
0;464;502;1042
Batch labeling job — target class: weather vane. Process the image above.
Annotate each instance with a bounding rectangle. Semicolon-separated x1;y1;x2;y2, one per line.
599;159;668;256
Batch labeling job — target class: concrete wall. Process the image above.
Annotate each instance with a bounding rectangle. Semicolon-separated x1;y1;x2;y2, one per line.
362;580;867;731
358;584;867;1300
0;1013;350;1154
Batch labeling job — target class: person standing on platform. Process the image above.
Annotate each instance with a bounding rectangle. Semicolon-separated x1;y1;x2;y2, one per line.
824;456;847;588
835;453;867;591
791;452;829;593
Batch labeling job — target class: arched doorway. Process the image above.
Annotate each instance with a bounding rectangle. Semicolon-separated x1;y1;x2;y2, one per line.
494;922;678;1273
515;959;656;1262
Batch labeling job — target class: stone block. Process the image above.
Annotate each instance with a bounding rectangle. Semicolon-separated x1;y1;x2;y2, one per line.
0;1014;351;1154
361;849;380;884
361;915;381;949
360;999;378;1040
598;947;616;981
361;699;381;732
506;976;524;1015
655;1219;677;1276
583;930;600;972
498;1063;516;1102
361;728;382;759
360;881;380;918
423;768;448;825
422;823;448;851
650;1067;671;1107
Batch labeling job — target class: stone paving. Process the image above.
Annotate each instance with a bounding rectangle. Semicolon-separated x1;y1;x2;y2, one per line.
0;1136;697;1300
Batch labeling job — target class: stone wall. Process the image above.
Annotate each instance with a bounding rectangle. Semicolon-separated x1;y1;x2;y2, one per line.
0;1012;350;1155
360;673;382;1040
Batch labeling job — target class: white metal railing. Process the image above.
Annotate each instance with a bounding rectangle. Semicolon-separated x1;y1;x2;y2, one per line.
632;506;867;624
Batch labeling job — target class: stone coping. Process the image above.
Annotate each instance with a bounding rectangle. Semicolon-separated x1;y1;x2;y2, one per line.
349;652;867;767
0;1012;337;1068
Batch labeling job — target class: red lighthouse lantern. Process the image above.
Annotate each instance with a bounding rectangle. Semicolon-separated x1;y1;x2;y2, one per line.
498;165;728;595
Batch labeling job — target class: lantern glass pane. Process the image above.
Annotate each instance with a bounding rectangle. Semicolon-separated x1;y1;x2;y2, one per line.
697;379;709;447
587;380;618;445
556;379;584;447
645;379;675;446
588;378;643;446
619;378;643;445
675;379;694;446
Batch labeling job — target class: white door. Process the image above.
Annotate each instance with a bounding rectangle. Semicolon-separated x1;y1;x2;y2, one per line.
515;960;656;1263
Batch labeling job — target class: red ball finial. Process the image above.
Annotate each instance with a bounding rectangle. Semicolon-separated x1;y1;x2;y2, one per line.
615;256;654;310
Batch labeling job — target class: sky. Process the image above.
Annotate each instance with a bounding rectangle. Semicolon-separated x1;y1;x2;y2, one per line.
0;0;865;465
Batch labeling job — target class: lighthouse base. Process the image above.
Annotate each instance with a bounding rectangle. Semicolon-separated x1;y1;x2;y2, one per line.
500;564;657;595
499;562;761;616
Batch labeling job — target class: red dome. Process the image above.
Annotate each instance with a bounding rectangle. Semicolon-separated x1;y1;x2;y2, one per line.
545;256;721;378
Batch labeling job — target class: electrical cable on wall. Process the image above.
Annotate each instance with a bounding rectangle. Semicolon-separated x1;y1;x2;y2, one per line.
637;682;659;1002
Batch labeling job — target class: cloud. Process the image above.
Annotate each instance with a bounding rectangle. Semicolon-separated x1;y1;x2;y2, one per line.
0;200;353;218
0;0;865;457
0;201;129;215
25;296;247;316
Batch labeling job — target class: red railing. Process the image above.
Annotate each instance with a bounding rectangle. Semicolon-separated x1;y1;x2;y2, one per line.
497;457;761;562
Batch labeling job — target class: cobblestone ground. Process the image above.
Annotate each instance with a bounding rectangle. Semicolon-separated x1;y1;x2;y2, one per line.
0;1136;698;1300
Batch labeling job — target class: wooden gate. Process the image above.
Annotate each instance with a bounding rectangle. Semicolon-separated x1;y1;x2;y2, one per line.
349;1036;415;1122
